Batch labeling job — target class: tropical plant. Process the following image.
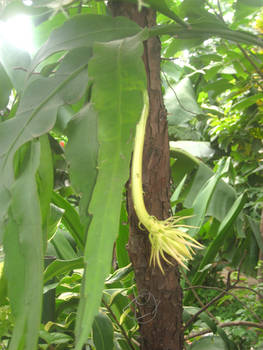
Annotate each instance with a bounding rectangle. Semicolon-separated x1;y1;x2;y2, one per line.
0;1;263;350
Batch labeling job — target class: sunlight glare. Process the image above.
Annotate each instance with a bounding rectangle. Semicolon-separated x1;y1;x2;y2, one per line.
0;14;34;54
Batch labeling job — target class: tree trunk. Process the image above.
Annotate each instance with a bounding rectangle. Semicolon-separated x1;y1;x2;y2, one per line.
109;3;184;349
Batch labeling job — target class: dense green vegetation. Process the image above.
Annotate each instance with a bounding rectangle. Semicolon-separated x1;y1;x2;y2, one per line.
0;0;263;349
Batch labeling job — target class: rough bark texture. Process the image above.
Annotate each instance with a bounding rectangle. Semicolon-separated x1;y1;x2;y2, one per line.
109;3;184;350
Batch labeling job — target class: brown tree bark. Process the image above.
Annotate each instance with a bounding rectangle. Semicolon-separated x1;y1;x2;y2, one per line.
109;3;184;350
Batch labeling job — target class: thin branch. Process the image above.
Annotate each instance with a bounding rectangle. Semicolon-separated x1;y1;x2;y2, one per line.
184;285;263;325
162;71;199;116
184;288;226;330
181;269;216;322
102;298;137;350
237;44;263;84
186;321;263;340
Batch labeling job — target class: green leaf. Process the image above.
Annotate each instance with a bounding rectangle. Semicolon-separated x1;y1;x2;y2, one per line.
247;216;263;253
187;158;231;236
65;104;98;234
51;229;78;260
0;62;12;109
3;141;43;350
0;47;90;193
31;14;141;70
170;141;215;160
231;93;263;110
191;193;246;287
74;30;147;349
142;0;187;27
39;330;73;345
0;43;31;92
92;312;114;350
51;191;85;250
184;161;237;223
47;204;64;241
43;257;84;284
105;264;133;285
38;135;54;245
165;78;202;126
190;336;227;349
116;203;130;268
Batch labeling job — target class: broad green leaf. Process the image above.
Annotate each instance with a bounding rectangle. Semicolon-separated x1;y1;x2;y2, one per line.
92;312;114;350
65;104;98;234
165;78;202;126
170;148;199;185
187;158;231;235
248;216;263;253
31;14;141;70
232;93;263;110
190;336;227;350
39;330;73;345
170;141;215;160
0;47;90;191
51;229;78;260
103;289;136;331
51;191;85;250
0;42;31;92
3;141;43;350
47;204;64;241
105;264;133;285
74;30;147;349
0;62;12;109
190;193;246;288
234;0;263;23
184;162;237;223
44;257;84;284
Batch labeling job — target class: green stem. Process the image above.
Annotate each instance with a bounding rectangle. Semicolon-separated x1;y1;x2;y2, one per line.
149;24;263;48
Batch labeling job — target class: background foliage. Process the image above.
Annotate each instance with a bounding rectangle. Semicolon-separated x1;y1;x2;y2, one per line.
0;0;263;349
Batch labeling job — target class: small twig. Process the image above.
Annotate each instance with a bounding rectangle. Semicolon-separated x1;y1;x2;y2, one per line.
186;320;263;340
237;44;263;86
217;0;224;21
102;298;137;350
184;285;263;324
181;269;216;322
162;71;199;116
184;288;226;330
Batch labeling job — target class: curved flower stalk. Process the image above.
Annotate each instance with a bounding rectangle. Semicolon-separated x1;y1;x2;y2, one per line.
131;90;203;273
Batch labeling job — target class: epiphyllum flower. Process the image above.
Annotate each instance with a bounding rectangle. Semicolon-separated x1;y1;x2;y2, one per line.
131;90;203;273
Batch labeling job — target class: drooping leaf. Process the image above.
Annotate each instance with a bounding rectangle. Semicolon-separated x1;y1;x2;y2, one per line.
65;104;98;234
190;193;246;288
51;191;85;250
92;312;114;350
47;204;64;241
51;229;78;260
31;14;141;70
0;47;90;191
184;161;237;223
74;30;148;349
44;257;84;284
105;264;133;285
187;158;231;235
3;141;43;350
